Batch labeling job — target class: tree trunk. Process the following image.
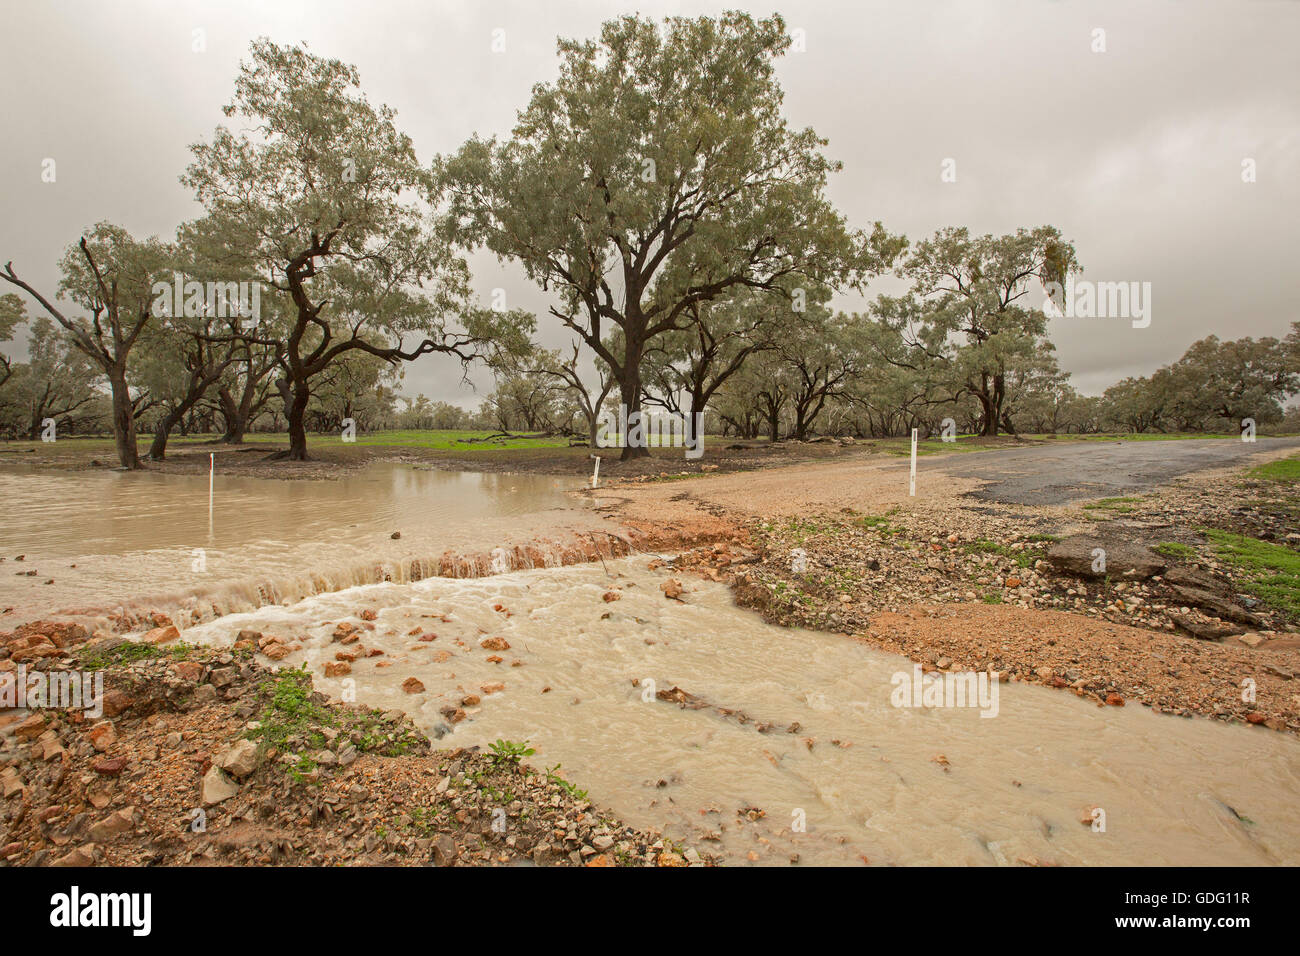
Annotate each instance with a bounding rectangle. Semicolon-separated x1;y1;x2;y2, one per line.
108;366;141;469
149;415;177;461
617;361;649;461
284;378;310;461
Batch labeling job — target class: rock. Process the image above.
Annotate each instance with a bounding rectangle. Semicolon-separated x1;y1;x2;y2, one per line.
51;844;96;867
1105;694;1125;706
1046;536;1165;580
142;624;180;645
323;662;351;678
92;756;127;776
88;722;117;752
402;677;425;694
88;808;135;842
14;714;46;741
1167;585;1263;626
201;766;239;805
480;636;510;651
170;661;203;682
661;579;684;600
480;681;505;695
1238;633;1265;648
100;690;134;717
218;739;261;778
236;629;262;642
430;834;457;866
192;684;219;705
602;591;621;602
1170;613;1244;640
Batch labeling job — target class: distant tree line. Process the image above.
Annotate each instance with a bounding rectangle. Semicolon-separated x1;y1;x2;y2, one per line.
2;14;1296;466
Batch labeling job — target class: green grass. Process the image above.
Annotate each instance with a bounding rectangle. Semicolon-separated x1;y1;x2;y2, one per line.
1082;496;1142;513
240;429;573;450
1248;456;1300;483
857;514;899;535
964;539;1043;568
1202;528;1300;617
1154;542;1198;560
79;640;202;670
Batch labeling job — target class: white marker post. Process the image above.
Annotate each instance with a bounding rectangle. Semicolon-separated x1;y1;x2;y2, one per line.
591;454;601;489
208;453;215;531
909;428;918;497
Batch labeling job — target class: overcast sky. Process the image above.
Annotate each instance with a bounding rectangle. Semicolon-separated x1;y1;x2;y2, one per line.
2;0;1297;406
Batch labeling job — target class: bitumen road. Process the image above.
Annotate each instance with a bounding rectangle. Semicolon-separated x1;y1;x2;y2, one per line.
923;437;1300;505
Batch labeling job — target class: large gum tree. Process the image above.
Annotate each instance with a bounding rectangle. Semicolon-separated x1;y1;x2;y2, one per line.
183;40;528;461
439;12;891;459
3;223;172;469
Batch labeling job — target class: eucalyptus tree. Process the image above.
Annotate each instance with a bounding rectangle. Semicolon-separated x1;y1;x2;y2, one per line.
439;12;890;459
0;293;22;389
4;318;101;439
642;287;780;430
2;223;173;468
881;226;1079;436
183;39;529;460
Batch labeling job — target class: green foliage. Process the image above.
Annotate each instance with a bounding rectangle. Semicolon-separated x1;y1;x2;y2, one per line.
1249;456;1300;483
1202;529;1300;618
1082;496;1141;513
488;738;535;766
1153;542;1198;560
545;764;589;801
80;640;200;670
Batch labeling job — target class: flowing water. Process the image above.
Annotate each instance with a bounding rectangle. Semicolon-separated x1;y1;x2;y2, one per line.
5;462;1300;865
0;463;602;623
184;559;1300;866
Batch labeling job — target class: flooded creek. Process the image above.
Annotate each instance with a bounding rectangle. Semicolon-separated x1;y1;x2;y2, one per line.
5;461;1299;865
185;558;1300;866
0;463;601;623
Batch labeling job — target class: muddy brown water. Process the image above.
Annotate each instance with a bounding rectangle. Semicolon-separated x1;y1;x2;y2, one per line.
185;560;1300;866
0;463;602;624
4;462;1299;865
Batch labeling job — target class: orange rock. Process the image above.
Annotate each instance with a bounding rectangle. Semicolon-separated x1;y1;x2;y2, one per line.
602;590;621;602
143;625;180;645
1105;694;1125;706
480;636;510;651
323;662;351;678
402;677;425;694
1004;576;1021;588
480;681;505;695
585;854;614;867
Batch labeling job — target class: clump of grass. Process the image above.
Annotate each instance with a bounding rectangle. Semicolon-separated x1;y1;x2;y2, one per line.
964;539;1042;568
249;664;336;754
857;515;898;535
545;764;589;801
1248;457;1300;483
1153;541;1198;560
1202;528;1300;617
80;640;201;670
1083;496;1142;513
